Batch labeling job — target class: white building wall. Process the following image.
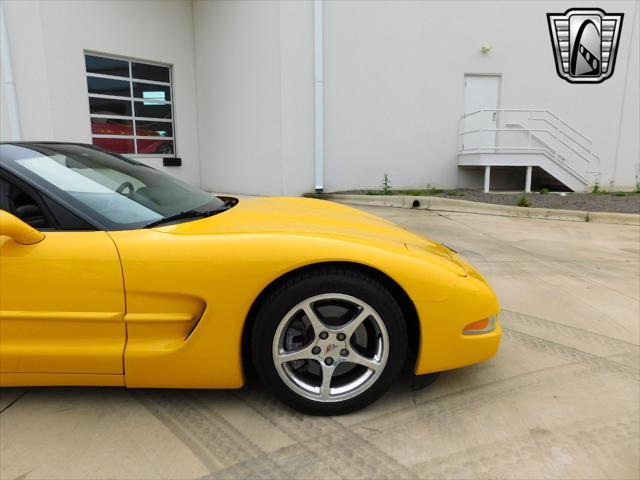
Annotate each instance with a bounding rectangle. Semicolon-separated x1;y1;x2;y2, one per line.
2;0;639;194
323;0;639;192
193;0;284;196
193;0;314;196
0;0;201;184
0;60;11;141
192;0;639;194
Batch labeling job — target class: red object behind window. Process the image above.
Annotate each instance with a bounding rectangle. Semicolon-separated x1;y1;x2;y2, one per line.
92;137;135;154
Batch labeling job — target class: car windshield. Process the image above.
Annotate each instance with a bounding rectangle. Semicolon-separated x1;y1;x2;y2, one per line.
0;143;227;230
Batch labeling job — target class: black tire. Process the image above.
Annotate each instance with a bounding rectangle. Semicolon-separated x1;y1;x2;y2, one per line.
251;267;408;415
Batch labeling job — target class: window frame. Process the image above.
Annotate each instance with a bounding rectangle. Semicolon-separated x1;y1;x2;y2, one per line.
84;51;177;158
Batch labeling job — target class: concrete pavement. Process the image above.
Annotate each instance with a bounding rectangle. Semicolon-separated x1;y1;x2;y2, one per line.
1;206;638;479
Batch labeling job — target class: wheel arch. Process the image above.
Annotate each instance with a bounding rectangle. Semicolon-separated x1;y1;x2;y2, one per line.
241;261;420;379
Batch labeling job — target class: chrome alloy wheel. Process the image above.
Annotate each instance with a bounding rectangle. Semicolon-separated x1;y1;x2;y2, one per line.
272;293;389;403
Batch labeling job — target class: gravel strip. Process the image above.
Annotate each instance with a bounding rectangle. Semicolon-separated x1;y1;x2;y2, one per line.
337;190;640;214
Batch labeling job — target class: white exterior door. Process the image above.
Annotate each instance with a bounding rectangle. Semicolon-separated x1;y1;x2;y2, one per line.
463;75;501;150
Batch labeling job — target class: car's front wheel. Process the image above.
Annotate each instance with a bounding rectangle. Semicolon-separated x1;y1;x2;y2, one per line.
251;268;407;415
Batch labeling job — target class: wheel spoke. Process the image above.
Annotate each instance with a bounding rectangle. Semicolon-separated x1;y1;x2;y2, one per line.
272;293;389;403
302;303;326;336
277;345;315;364
341;306;373;338
319;363;336;399
347;350;382;373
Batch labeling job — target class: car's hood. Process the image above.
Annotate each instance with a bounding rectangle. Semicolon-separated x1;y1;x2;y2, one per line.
156;196;463;267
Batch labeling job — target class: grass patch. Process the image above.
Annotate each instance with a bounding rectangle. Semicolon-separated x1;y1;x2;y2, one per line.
447;191;465;197
395;188;444;196
591;183;610;195
517;196;531;208
367;187;445;196
539;188;550;194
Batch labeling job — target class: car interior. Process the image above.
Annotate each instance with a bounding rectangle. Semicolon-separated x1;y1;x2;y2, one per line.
0;178;50;229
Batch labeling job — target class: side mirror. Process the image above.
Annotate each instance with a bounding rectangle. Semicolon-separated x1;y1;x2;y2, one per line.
0;209;45;245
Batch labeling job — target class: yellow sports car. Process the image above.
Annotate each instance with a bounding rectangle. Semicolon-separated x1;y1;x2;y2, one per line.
0;142;500;415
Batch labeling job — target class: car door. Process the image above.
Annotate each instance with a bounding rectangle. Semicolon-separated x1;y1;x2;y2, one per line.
0;177;126;377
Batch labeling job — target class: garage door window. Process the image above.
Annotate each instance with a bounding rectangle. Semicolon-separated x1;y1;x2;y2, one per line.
85;53;175;157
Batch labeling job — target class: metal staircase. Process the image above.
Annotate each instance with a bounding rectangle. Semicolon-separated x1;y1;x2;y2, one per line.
458;109;600;192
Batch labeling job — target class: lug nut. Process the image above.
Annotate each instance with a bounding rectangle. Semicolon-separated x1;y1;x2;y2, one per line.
340;349;349;357
319;331;328;339
324;357;334;366
337;333;346;341
312;346;321;355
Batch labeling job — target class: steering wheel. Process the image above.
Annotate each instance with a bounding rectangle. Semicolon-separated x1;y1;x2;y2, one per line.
116;181;135;197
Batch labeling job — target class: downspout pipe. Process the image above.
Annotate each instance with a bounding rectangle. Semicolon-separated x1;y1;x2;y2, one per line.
313;0;324;192
0;2;22;141
610;1;638;187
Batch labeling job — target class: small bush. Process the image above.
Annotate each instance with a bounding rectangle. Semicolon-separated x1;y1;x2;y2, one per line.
517;196;531;208
591;182;608;194
613;191;626;197
540;188;550;194
381;173;392;195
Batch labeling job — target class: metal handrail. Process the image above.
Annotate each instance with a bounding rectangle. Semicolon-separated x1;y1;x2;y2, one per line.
528;117;598;159
459;108;603;185
460;128;593;166
499;120;601;166
461;108;591;145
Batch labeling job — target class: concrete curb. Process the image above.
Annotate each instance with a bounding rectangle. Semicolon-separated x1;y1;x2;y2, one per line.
303;193;640;226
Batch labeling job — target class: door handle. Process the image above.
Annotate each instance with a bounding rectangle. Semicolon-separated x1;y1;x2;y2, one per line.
492;112;497;121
